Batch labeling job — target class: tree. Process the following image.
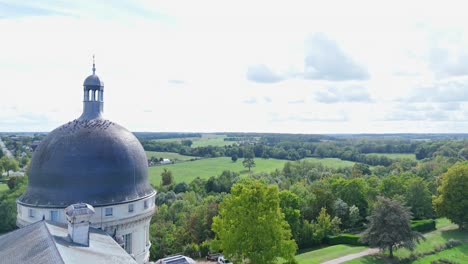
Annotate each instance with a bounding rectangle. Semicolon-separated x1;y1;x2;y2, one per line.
405;177;434;220
0;157;19;177
161;168;174;186
231;154;238;162
433;162;468;230
212;179;297;263
242;157;255;172
279;190;301;241
360;197;424;258
181;139;193;147
313;208;340;243
348;205;361;228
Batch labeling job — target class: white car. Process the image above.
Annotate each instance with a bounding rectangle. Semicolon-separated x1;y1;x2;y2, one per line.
217;256;233;264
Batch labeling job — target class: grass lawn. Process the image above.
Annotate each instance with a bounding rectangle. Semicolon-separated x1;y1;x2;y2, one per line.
345;218;468;264
0;183;8;193
365;153;416;160
148;157;288;185
148;157;355;185
293;245;367;264
146;151;196;161
412;243;468;263
154;134;234;147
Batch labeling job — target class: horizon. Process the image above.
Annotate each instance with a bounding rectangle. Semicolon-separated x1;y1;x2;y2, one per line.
1;1;468;133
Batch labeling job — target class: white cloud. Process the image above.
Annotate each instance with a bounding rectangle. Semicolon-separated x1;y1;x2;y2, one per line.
2;0;468;133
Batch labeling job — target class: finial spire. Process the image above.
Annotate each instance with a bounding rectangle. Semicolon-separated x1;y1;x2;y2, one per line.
92;54;96;75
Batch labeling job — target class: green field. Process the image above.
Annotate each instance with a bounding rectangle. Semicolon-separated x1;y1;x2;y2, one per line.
365;153;416;160
148;157;288;185
293;245;367;264
148;157;355;185
155;134;235;147
345;218;468;263
146;151;197;161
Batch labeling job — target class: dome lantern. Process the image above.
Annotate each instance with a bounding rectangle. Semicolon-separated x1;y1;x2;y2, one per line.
81;55;104;120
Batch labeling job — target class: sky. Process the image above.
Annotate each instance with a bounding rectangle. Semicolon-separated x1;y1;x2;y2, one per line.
1;0;468;133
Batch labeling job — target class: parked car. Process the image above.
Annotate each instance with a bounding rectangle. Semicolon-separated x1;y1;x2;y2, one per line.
155;255;196;264
206;252;223;261
217;256;233;264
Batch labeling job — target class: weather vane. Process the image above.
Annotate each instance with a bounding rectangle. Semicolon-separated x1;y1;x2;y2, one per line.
92;54;96;74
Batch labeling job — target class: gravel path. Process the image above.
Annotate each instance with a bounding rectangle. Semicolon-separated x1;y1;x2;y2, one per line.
321;248;379;264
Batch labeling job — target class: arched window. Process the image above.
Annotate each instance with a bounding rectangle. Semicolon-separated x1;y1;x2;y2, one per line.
94;89;99;101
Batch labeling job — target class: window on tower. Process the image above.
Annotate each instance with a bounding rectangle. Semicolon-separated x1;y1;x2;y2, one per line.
29;209;35;218
128;204;134;213
105;207;113;216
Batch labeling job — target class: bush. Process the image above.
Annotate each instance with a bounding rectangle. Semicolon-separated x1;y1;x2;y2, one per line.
182;243;200;258
325;234;367;246
411;219;436;232
199;240;211;257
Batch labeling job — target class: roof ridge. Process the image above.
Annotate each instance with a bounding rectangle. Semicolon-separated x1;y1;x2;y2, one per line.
42;221;66;264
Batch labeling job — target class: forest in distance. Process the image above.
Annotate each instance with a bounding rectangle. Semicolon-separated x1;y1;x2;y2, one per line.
0;132;467;263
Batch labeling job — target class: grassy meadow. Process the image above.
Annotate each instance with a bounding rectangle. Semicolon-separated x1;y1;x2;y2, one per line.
294;245;367;264
154;134;234;147
345;218;468;264
146;151;197;161
148;157;355;185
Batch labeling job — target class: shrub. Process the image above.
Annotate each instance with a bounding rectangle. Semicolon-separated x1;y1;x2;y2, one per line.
445;239;462;248
411;219;436;232
199;240;211;257
325;234;367;246
182;243;200;258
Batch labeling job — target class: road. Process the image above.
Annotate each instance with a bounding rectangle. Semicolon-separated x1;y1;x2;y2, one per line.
321;248;379;264
0;137;13;157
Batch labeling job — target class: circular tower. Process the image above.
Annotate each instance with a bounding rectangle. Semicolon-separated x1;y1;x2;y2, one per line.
17;61;156;264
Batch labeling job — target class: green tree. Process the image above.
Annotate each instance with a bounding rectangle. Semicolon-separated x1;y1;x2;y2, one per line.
313;208;340;243
405;177;434;220
212;179;297;263
279;190;301;241
0;157;19;177
231;154;238;162
348;205;361;229
360;197;424;258
181;139;193;147
242;157;255;172
433;162;468;229
161;168;174;186
378;175;405;199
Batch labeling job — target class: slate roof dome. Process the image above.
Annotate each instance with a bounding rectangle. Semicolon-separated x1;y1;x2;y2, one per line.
83;74;104;87
18;62;155;208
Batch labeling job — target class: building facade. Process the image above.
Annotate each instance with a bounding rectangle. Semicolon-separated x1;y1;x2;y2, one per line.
16;62;156;264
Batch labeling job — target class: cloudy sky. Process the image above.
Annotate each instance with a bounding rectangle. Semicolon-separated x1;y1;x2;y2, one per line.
1;0;468;133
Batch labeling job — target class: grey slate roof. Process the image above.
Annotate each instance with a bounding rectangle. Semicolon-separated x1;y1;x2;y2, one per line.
0;221;137;264
0;221;64;264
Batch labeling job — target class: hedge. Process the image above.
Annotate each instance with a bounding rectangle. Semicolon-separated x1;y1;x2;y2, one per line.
325;234;367;246
411;219;436;233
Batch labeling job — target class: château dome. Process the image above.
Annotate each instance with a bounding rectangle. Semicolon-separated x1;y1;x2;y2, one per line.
18;62;155;208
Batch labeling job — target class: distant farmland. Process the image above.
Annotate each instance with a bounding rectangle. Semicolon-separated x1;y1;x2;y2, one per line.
148;157;355;185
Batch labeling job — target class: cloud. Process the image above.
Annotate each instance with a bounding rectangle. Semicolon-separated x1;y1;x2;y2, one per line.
429;47;468;78
288;99;305;104
402;78;468;102
246;64;284;83
0;2;66;18
242;97;257;104
304;34;369;81
168;79;185;85
270;111;348;123
315;85;373;104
